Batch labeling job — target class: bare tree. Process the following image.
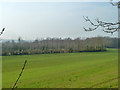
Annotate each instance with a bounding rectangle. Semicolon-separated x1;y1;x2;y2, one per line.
83;0;120;34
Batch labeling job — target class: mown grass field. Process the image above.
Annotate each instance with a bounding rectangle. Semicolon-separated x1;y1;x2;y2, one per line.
2;48;118;88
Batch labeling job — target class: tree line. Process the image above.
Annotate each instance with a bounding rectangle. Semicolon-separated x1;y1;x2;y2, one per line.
2;37;118;56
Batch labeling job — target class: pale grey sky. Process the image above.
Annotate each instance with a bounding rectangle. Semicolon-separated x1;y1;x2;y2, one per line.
1;2;118;40
0;0;117;2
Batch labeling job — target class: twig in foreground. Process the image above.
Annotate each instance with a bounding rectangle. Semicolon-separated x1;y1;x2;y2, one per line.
0;28;5;36
11;60;27;90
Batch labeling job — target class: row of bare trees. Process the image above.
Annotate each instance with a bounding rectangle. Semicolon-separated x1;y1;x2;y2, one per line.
2;36;118;56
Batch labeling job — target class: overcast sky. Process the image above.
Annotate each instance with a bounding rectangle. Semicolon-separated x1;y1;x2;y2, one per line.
1;2;118;40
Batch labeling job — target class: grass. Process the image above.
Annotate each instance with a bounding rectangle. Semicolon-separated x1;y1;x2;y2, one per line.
2;48;118;88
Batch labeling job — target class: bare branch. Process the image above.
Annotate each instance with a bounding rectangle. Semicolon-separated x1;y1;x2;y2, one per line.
110;0;118;6
12;60;27;90
0;28;5;36
83;16;100;31
83;16;119;34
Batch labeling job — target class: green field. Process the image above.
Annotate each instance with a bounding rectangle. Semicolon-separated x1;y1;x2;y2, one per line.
2;49;118;88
